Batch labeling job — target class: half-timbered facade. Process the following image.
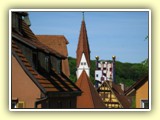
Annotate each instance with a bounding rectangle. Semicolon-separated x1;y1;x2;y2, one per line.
97;81;131;108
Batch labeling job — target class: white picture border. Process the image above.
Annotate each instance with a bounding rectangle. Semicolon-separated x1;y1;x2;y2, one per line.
9;9;151;111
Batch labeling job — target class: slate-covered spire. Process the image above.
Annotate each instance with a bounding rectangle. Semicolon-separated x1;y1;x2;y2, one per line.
76;12;90;67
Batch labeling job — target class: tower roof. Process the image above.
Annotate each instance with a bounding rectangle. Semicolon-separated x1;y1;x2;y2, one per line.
76;17;90;67
76;70;106;108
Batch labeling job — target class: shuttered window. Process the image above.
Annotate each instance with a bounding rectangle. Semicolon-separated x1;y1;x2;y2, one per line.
50;56;61;73
38;52;50;72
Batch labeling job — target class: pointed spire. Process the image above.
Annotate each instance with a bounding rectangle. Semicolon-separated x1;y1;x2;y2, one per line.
76;13;90;68
82;12;85;21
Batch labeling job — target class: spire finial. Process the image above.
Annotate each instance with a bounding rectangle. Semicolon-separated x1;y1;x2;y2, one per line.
82;12;85;21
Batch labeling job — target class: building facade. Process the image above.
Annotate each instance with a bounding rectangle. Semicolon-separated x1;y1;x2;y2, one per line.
125;75;149;108
11;12;82;109
95;56;116;88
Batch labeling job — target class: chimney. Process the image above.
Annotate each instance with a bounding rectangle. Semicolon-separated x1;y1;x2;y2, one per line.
120;83;125;91
95;56;99;70
23;12;31;26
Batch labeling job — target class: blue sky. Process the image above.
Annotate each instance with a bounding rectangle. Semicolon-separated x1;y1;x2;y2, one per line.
29;11;148;63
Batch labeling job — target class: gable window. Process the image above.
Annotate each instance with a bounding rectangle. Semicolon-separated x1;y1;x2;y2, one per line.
96;74;98;77
81;62;86;66
110;67;112;72
141;100;149;108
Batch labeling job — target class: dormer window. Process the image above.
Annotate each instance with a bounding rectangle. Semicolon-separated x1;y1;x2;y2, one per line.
50;56;61;74
12;12;30;33
45;56;49;72
12;12;22;33
38;52;50;73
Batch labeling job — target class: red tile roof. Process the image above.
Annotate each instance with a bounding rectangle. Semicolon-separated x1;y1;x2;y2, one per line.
36;35;70;77
21;19;38;41
12;19;82;96
112;83;131;108
76;70;106;108
12;40;81;95
76;20;90;67
13;33;66;59
12;20;66;59
36;35;69;57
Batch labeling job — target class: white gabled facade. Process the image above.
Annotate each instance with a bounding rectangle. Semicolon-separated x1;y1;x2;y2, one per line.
76;53;90;79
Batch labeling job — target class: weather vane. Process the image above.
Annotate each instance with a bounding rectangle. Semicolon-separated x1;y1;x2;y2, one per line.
82;12;85;21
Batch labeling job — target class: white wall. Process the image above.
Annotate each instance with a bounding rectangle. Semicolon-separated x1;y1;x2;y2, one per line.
76;53;90;79
106;63;113;80
95;61;113;82
95;70;102;82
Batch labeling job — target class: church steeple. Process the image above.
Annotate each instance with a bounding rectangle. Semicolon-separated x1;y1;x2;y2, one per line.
76;12;90;79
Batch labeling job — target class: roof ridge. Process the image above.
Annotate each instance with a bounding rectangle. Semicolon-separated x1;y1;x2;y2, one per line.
36;35;65;36
12;32;66;58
